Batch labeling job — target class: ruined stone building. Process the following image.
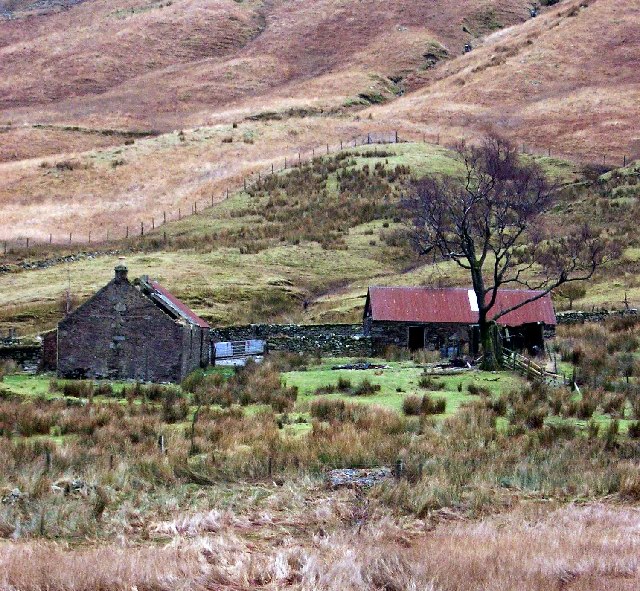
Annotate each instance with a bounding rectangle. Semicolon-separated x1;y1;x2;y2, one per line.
56;265;210;382
363;286;557;356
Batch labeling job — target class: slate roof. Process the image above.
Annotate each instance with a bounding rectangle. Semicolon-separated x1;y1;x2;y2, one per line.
366;286;556;327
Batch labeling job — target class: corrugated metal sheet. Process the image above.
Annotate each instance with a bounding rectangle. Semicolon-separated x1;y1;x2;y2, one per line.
215;340;265;359
149;281;210;328
367;286;556;327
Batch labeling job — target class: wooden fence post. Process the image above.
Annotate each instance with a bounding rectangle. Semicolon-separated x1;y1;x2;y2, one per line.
126;225;129;238
624;155;627;166
151;218;154;230
271;163;274;174
326;143;329;154
49;233;52;244
244;177;246;190
284;157;287;169
69;232;72;243
395;458;404;480
140;222;144;237
163;211;167;224
178;208;181;220
163;231;167;243
88;231;91;244
194;202;197;214
395;130;399;143
26;237;29;249
340;140;343;150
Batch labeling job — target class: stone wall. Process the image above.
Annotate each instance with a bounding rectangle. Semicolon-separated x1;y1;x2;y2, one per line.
211;323;372;357
556;309;638;325
0;344;41;373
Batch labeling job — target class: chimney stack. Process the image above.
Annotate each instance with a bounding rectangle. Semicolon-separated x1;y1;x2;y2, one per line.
114;264;128;283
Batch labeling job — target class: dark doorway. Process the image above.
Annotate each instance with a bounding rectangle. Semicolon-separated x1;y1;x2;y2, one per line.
408;326;425;351
504;323;544;355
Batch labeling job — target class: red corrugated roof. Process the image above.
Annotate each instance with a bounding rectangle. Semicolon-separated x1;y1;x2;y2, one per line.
367;286;556;327
149;281;210;328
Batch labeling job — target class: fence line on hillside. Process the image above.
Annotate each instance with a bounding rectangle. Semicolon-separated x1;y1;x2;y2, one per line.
1;129;638;258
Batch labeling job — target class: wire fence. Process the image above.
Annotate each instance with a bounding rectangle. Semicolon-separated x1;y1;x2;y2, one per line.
1;129;638;257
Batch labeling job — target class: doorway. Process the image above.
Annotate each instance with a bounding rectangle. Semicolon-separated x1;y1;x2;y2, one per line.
408;326;425;351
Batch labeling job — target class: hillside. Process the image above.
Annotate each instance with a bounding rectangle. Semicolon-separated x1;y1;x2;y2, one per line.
383;0;640;161
0;0;638;244
0;0;533;129
1;142;638;336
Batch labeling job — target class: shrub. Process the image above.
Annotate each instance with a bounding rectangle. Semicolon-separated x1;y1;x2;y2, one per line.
403;394;446;416
336;376;352;392
161;388;188;423
182;369;206;394
94;382;115;398
418;375;445;390
402;395;422;416
352;378;381;396
486;397;507;416
467;383;490;396
314;384;336;395
604;419;620;448
575;398;597;420
627;422;640;438
422;395;446;415
310;398;347;421
62;381;94;398
0;360;16;381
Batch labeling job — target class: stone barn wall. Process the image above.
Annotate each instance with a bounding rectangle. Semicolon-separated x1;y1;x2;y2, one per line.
365;320;472;356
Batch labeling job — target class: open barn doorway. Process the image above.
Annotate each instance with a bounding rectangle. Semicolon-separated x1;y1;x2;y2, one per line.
408;326;425;351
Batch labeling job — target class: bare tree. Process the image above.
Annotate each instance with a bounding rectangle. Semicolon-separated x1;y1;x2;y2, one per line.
403;134;610;369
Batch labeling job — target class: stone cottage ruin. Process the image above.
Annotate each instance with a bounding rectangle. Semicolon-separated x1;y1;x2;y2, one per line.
56;265;210;382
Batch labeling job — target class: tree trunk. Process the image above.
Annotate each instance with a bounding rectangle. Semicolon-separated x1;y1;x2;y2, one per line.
480;318;501;370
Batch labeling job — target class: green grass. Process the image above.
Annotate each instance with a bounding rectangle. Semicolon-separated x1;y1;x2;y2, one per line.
283;358;524;415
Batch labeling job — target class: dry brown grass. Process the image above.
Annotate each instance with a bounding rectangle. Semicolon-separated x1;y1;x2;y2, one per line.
380;0;640;162
2;502;640;590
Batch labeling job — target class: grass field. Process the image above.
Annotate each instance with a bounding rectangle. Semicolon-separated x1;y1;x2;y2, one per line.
2;353;636;435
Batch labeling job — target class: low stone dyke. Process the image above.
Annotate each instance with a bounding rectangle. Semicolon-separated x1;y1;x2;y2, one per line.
0;343;42;373
555;309;638;325
210;323;372;357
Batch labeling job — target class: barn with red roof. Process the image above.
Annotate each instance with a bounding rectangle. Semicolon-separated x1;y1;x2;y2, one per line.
363;286;556;357
56;265;210;382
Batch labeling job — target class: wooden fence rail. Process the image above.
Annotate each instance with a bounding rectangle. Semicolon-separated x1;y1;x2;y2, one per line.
502;348;568;387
